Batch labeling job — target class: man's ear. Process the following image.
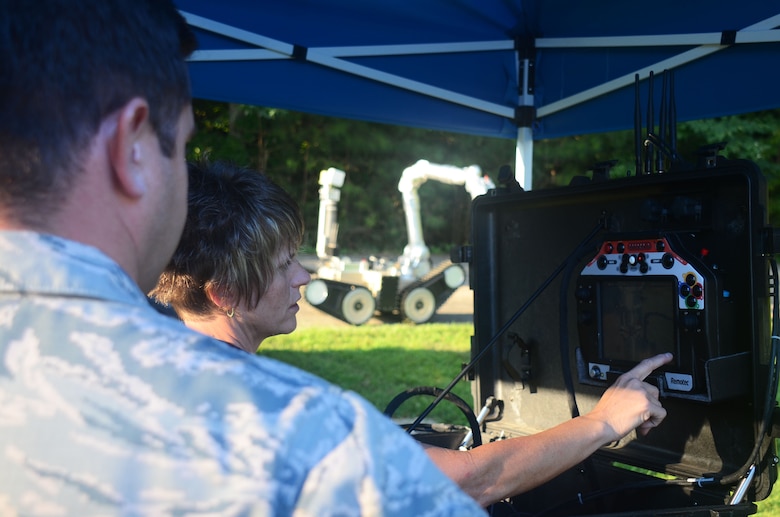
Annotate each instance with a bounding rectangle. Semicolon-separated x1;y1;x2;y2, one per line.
108;98;152;198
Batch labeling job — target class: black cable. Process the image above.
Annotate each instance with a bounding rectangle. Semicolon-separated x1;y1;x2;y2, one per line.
405;219;606;435
383;386;482;447
713;257;780;487
556;242;606;503
558;244;599;420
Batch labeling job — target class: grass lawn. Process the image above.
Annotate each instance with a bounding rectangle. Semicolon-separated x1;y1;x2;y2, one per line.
262;323;474;424
261;323;779;515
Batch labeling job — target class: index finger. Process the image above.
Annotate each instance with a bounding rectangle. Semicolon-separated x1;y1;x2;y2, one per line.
626;353;674;381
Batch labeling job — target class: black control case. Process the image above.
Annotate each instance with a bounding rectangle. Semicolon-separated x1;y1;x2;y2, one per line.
464;158;777;516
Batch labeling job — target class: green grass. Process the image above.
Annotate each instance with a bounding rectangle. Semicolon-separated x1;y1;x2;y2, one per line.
262;323;474;425
260;323;780;514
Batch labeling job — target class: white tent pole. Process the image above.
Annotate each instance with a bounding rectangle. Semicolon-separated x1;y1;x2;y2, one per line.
181;11;294;54
537;45;719;118
516;127;533;191
515;50;534;190
316;41;513;57
189;41;515;62
538;29;780;49
190;49;286;61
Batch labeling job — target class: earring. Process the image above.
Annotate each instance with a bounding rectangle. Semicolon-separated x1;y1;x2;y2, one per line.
226;307;235;318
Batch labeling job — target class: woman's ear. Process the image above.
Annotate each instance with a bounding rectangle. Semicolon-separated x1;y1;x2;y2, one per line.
107;98;152;198
204;283;236;311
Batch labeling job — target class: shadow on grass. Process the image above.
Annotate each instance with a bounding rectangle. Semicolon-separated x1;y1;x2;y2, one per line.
261;347;473;425
368;310;473;326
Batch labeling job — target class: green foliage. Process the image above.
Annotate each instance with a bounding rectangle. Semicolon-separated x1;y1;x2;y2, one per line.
678;111;780;224
533;130;636;188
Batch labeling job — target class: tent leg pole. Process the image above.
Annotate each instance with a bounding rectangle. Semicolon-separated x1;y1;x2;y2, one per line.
516;127;533;191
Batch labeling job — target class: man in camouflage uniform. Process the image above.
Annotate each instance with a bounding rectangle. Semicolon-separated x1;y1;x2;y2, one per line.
0;1;485;514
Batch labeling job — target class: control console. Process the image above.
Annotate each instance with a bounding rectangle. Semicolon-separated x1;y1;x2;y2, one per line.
576;234;745;402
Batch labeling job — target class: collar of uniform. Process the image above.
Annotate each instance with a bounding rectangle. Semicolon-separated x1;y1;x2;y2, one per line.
0;230;147;307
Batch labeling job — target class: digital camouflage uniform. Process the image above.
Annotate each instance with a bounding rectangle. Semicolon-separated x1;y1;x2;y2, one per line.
0;231;485;516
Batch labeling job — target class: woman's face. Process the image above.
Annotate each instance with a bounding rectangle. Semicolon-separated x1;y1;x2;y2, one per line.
240;249;311;344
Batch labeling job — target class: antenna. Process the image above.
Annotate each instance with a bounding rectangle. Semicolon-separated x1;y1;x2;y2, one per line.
645;71;654;174
670;70;677;161
634;74;642;176
657;70;667;173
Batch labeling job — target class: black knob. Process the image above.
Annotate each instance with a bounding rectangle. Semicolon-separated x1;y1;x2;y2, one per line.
692;284;703;298
597;255;608;270
617;242;625;253
575;286;592;301
685;273;697;286
679;284;691;297
662;253;675;269
682;311;700;330
656;240;666;251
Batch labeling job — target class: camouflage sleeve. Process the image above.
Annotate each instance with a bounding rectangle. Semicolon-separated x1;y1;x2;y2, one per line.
293;390;486;516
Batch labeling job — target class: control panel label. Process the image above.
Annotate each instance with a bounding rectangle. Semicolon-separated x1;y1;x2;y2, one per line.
665;372;694;392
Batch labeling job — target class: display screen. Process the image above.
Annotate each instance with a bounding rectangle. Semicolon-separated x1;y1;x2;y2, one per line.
600;278;676;363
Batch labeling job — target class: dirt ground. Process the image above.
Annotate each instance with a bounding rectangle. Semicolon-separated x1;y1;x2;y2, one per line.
296;254;474;329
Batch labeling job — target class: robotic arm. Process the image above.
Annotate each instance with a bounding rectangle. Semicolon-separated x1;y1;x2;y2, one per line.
397;159;495;278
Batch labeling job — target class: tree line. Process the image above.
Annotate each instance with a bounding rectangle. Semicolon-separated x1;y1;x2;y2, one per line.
188;100;780;257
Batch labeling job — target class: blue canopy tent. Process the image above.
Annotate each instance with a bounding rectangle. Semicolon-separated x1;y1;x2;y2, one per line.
176;0;780;189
